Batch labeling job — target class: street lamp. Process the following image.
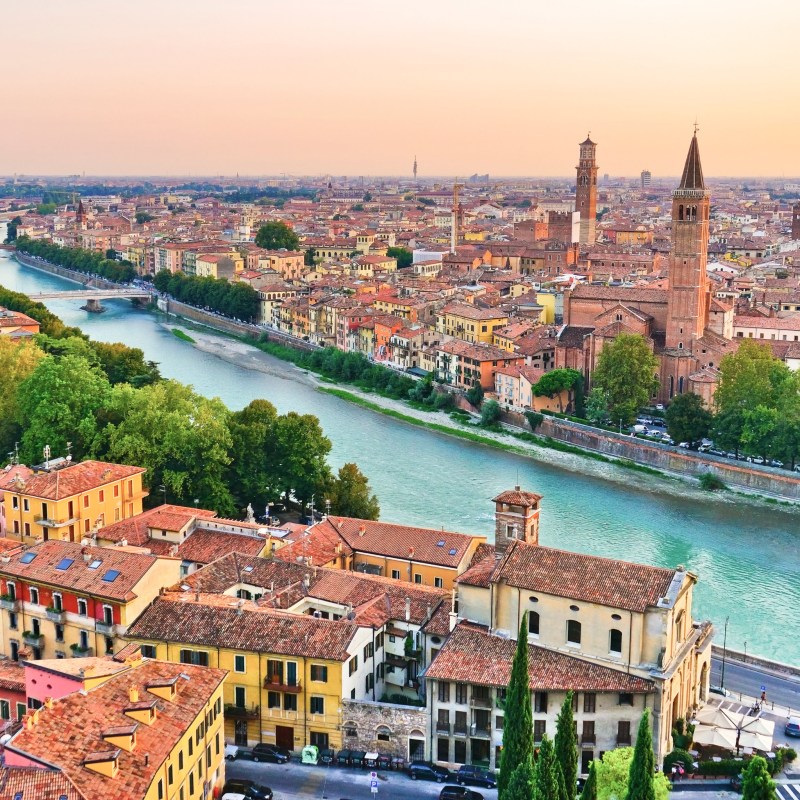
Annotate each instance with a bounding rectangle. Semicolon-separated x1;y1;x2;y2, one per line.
720;616;729;690
619;418;623;435
159;484;167;505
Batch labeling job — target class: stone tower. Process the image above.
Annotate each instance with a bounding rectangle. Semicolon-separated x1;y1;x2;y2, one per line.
492;487;542;555
792;203;800;240
76;198;87;231
575;134;598;246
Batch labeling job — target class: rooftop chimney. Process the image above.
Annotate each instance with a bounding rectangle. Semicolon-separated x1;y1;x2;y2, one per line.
129;686;139;703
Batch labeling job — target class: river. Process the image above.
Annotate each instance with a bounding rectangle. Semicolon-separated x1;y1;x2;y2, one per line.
1;240;798;664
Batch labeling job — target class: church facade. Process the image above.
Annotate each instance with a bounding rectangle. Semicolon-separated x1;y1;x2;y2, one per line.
557;133;736;406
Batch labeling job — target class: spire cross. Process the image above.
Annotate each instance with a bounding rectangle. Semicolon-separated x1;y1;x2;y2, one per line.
693;120;700;135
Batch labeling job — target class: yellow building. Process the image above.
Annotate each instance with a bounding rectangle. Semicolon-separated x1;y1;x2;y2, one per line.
127;593;373;752
535;291;557;324
436;302;508;344
4;654;227;800
0;459;147;545
0;540;181;661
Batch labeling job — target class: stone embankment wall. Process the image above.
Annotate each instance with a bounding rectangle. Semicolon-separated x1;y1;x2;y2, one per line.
340;698;428;759
712;645;800;682
14;252;121;289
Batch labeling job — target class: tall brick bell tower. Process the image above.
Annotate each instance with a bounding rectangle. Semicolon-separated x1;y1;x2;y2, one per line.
493;487;542;556
576;134;598;246
792;203;800;241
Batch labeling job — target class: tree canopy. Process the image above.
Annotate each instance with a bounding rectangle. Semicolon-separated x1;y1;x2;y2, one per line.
741;755;776;800
387;246;413;268
16;236;136;283
0;337;46;457
554;691;578;800
533;368;583;413
255;221;300;251
592;334;659;425
594;747;669;800
664;392;712;445
154;270;260;322
328;463;380;520
624;709;657;800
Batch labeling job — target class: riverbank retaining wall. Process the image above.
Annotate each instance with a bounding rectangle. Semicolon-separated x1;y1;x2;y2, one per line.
13;252;121;290
712;645;800;682
163;297;262;340
529;415;800;500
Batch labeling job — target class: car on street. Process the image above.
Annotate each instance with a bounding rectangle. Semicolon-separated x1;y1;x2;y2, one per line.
225;744;239;761
456;765;497;788
439;786;484;800
251;744;291;764
709;685;730;697
221;779;274;800
408;761;451;782
785;717;800;737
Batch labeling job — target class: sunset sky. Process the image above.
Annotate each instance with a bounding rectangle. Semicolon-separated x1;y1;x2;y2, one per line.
4;0;798;178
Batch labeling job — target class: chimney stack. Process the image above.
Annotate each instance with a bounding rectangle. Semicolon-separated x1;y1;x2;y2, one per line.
129;686;139;703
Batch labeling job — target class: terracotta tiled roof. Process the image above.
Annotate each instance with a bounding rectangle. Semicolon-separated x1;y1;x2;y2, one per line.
126;595;358;660
0;659;24;693
0;461;145;502
489;541;675;613
0;766;81;800
456;543;497;589
0;541;169;602
569;285;667;303
321;516;483;568
425;622;653;692
6;660;226;800
177;529;267;565
492;489;542;507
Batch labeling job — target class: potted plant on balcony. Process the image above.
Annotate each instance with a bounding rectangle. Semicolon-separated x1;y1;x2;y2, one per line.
70;642;89;656
45;605;65;621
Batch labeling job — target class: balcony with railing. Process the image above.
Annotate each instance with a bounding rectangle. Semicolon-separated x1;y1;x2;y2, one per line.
581;733;596;745
453;723;468;737
435;721;451;734
470;694;493;709
0;596;19;612
34;515;78;530
70;644;94;658
46;607;66;623
470;724;491;739
616;734;631;746
22;631;44;648
263;677;302;693
96;620;116;636
225;704;261;720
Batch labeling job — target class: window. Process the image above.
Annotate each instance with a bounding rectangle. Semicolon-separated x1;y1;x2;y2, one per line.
141;644;156;659
414;573;422;584
344;723;357;738
168;764;173;785
377;725;390;741
455;683;468;704
619;693;634;706
438;682;450;703
234;687;246;708
8;613;17;631
434;577;443;588
0;701;9;720
310;696;324;715
158;778;164;800
375;632;384;651
534;692;548;713
23;499;29;512
534;719;546;743
55;624;64;642
365;673;374;692
114;484;119;497
567;620;581;646
179;649;209;667
582;720;596;744
528;611;540;637
348;655;358;676
609;629;623;655
29;588;39;605
617;720;632;745
98;490;104;503
15;702;25;720
584;693;596;714
11;497;17;510
284;694;297;711
310;664;328;682
363;642;374;660
267;691;280;709
234;654;246;673
438;737;450;762
52;592;63;611
83;495;89;508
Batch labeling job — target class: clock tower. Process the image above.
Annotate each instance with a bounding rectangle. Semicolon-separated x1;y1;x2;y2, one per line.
575;134;598;246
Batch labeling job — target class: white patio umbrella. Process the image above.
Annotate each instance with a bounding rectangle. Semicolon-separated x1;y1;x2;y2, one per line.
692;704;774;753
692;724;738;749
738;729;774;752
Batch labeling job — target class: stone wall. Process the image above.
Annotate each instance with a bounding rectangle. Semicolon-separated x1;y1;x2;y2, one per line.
340;698;428;760
14;252;120;289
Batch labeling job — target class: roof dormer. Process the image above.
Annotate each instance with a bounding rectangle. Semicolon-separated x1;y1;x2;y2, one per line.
102;722;138;752
124;686;157;725
83;748;120;777
146;676;179;702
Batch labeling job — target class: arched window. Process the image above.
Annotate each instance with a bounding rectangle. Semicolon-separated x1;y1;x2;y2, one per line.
567;620;581;645
669;375;675;398
678;205;684;221
678;376;684;394
528;611;540;637
609;629;623;654
377;725;391;742
344;722;357;738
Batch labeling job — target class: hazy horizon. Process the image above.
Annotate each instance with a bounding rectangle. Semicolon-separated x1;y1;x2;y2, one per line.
4;1;799;177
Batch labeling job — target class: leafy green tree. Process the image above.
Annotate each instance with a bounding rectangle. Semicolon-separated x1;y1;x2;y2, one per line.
499;613;533;798
741;755;776;800
533;736;567;800
227;399;279;510
269;412;332;506
304;247;317;266
4;216;21;243
506;757;535;800
90;341;160;386
625;709;656;800
480;399;502;426
533;368;582;413
592;334;659;425
554;691;578;800
466;380;484;407
255;221;300;251
580;760;597;800
595;748;669;800
741;405;779;460
387;246;413;268
328;463;380;520
585;387;609;425
17;354;112;463
0;338;45;456
100;380;235;515
664;392;712;445
135;211;154;224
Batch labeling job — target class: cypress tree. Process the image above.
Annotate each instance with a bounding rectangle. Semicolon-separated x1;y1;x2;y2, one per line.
533;735;567;800
580;760;598;800
554;690;578;800
499;612;533;799
506;756;535;800
742;755;777;800
625;709;656;800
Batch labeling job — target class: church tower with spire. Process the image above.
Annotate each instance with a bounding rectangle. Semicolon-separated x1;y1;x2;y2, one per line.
75;197;87;231
575;134;598;245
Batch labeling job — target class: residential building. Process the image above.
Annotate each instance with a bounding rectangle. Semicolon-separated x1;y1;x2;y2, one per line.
434;339;524;391
4;655;227;800
0;540;181;661
436;303;508;344
0;308;40;337
0;459;147;546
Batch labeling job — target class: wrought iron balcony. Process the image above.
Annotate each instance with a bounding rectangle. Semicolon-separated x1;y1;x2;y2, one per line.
470;724;491;739
470;695;493;708
224;704;260;720
263;678;302;693
436;721;451;734
453;724;468;736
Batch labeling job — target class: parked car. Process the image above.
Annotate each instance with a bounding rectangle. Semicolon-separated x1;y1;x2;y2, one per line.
456;765;497;788
709;685;730;697
221;779;274;800
251;744;291;764
407;761;451;782
439;786;484;800
225;744;239;761
785;717;800;737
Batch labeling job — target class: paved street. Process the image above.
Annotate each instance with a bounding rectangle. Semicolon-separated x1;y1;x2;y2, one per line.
711;656;800;714
226;759;499;800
